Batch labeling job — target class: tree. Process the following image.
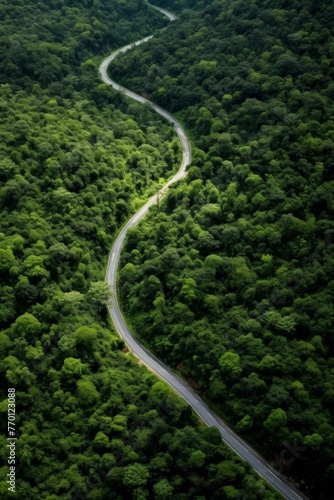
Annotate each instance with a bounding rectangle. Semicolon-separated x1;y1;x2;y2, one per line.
263;408;288;433
61;358;85;379
21;254;49;281
303;433;323;450
77;378;99;406
10;313;41;342
0;248;15;273
14;282;39;307
179;277;197;304
223;485;240;499
86;281;112;310
74;326;97;348
188;450;206;468
123;463;150;489
219;352;242;379
62;291;84;312
153;479;174;499
215;460;245;483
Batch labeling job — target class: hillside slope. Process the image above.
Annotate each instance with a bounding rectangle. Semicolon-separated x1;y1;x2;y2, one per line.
0;1;283;498
114;0;334;497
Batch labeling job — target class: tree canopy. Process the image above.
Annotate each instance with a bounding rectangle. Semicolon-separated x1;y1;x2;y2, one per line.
0;0;283;498
115;0;334;496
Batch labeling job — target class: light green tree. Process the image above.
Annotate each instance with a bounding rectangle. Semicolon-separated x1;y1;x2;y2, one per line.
153;479;174;499
86;281;112;310
263;408;287;432
123;463;149;488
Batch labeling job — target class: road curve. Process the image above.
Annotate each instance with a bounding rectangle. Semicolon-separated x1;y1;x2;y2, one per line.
101;5;308;500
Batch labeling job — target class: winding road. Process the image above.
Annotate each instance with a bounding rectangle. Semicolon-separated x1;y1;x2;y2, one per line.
101;4;308;500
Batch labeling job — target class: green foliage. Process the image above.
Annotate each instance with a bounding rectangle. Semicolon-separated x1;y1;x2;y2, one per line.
77;377;99;405
219;352;242;379
10;313;41;340
0;248;15;272
116;0;334;496
74;326;98;348
86;282;112;311
263;408;288;433
61;357;85;378
123;463;150;488
0;1;282;498
153;479;174;499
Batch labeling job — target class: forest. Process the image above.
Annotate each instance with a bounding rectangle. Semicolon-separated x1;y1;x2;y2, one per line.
109;0;334;498
0;0;284;498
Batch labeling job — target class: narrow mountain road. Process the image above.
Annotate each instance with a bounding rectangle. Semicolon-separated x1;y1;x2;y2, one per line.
100;5;308;500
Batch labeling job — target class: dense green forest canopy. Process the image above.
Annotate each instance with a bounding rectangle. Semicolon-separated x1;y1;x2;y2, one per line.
111;0;334;498
0;0;167;90
0;0;283;498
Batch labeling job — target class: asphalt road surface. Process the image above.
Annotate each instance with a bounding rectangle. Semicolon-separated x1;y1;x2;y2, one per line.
100;5;308;500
